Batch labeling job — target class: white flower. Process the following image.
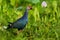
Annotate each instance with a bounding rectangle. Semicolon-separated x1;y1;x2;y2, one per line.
41;1;47;7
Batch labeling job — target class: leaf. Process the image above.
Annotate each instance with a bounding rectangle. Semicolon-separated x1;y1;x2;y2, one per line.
31;0;40;4
52;1;57;9
0;0;2;3
33;7;40;22
10;0;16;6
26;0;40;4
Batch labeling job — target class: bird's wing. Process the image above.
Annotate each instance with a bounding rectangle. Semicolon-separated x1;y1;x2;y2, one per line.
12;19;27;28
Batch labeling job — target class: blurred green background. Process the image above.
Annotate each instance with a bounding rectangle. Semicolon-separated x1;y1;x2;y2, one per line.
0;0;60;40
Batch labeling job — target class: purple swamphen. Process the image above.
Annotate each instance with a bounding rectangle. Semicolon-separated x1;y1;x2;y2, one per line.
7;6;32;34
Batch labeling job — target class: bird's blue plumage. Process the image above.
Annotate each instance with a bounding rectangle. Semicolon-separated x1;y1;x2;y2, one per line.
7;9;28;30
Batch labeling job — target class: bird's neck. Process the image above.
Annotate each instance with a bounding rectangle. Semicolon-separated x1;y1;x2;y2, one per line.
22;9;28;19
24;9;28;15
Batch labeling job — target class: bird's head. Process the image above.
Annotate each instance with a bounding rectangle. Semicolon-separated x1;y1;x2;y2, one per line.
27;6;32;10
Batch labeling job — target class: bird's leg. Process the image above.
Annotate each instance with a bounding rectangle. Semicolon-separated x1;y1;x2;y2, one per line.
18;29;23;32
16;30;23;34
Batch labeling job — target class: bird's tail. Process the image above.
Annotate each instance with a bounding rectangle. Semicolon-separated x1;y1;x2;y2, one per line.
6;23;12;30
6;26;10;29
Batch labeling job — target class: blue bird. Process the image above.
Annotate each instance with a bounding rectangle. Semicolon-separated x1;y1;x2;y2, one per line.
7;6;32;34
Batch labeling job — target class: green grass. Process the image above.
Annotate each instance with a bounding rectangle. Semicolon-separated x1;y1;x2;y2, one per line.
0;0;60;40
